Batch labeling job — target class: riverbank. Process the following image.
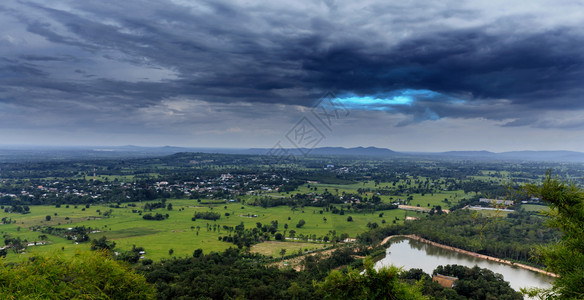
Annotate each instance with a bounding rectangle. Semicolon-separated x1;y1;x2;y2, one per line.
380;234;557;278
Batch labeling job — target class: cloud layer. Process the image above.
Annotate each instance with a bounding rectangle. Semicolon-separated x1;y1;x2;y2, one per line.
1;0;583;149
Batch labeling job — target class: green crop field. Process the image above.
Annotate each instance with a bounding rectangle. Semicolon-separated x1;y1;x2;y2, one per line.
263;179;468;209
0;199;406;262
521;204;549;213
250;241;326;257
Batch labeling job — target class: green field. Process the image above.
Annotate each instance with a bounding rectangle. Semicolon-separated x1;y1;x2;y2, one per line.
250;241;326;257
264;179;468;209
0;176;478;263
0;199;406;262
521;204;550;213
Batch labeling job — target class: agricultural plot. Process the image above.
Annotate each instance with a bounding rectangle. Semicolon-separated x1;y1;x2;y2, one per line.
521;204;550;213
264;179;468;209
250;241;326;257
0;199;405;262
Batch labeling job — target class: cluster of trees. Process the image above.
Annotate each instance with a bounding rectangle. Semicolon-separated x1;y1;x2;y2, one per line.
90;236;150;264
142;213;169;220
116;245;146;264
3;236;26;253
136;247;363;299
399;265;522;299
90;236;116;251
143;200;168;211
192;211;221;221
219;222;267;248
2;205;30;214
358;209;560;266
316;258;425;299
216;220;346;248
39;226;92;242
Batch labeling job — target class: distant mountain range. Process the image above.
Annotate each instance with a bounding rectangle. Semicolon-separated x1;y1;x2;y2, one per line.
1;145;583;162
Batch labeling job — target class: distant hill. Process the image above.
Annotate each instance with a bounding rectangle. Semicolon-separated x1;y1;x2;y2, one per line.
247;146;397;157
1;145;583;162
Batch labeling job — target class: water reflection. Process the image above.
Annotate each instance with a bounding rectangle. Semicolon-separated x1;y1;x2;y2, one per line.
375;237;553;292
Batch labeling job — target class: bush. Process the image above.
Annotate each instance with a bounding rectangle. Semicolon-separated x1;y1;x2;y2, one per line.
142;213;168;221
0;251;156;299
347;216;353;222
315;258;424;299
296;219;306;228
192;212;221;221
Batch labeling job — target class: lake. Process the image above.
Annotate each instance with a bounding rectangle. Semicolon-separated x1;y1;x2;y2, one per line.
374;237;553;292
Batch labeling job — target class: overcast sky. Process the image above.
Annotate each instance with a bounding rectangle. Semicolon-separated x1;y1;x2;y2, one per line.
1;0;583;152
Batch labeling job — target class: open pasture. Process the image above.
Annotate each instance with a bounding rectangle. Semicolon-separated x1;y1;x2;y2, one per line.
0;199;405;261
264;178;467;209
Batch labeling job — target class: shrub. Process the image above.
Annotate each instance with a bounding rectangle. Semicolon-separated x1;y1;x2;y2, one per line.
0;251;156;299
192;212;221;221
296;219;306;228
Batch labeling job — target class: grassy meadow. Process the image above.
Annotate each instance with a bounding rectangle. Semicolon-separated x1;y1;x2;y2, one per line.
264;179;466;209
0;176;476;262
0;199;406;262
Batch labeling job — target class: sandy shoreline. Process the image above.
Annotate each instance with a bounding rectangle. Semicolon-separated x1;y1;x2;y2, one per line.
380;234;557;278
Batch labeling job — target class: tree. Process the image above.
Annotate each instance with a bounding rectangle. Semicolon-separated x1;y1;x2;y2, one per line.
0;251;155;299
524;172;584;299
315;258;426;299
193;248;203;258
280;248;286;257
433;265;521;299
169;248;174;256
90;236;116;252
296;219;306;228
45;215;51;221
347;216;353;222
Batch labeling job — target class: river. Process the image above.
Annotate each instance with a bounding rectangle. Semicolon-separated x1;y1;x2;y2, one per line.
374;237;553;293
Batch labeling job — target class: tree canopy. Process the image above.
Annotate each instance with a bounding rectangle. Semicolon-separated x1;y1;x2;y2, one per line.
0;250;155;299
315;258;426;299
525;172;584;299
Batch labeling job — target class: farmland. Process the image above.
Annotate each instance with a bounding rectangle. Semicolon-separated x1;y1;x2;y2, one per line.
0;198;407;261
1;151;578;264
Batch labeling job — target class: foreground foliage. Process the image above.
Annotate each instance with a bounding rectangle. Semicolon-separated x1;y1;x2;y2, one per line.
524;172;584;299
0;250;156;299
316;258;426;299
137;247;360;299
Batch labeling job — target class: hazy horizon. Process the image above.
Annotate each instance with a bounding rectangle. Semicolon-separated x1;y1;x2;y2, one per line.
0;143;582;154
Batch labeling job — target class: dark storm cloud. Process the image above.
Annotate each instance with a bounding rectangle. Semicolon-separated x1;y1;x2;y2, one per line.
300;28;584;112
1;0;583;132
